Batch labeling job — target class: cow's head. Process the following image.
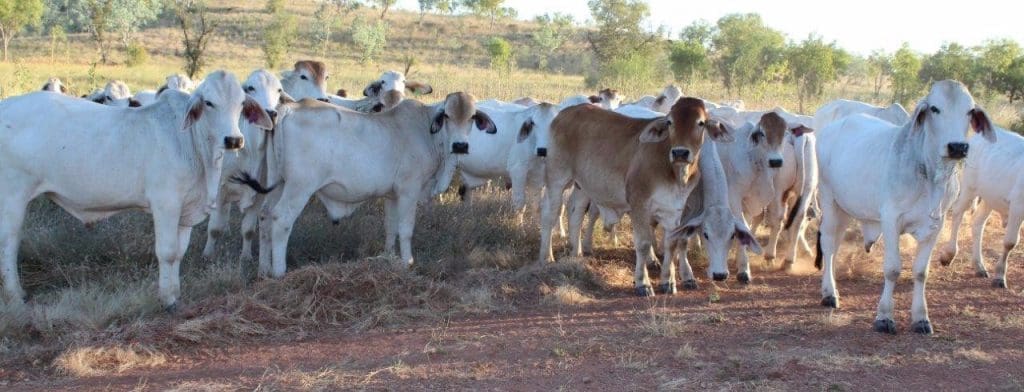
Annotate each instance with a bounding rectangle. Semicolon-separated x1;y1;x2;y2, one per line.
655;85;683;111
913;80;995;161
281;60;329;101
751;112;788;169
87;80;136;107
516;102;559;158
430;92;494;155
589;88;622;110
644;98;732;178
183;71;272;152
41;77;67;94
240;69;285;151
166;73;195;92
364;70;433;111
674;206;761;281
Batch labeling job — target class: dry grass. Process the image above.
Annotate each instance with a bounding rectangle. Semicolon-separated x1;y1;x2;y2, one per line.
542;284;595;306
636;302;689;338
53;344;167;377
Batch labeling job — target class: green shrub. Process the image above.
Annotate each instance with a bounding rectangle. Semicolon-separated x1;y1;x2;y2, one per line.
125;42;148;67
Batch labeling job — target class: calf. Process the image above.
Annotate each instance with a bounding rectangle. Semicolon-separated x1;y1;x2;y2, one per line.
937;127;1021;289
539;98;734;296
201;69;289;261
332;70;433;112
623;85;683;113
85;80;141;107
40;77;68;94
238;93;494;277
0;71;272;308
559;88;622;110
815;80;994;334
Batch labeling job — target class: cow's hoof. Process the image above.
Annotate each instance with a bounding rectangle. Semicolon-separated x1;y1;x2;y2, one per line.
164;303;178;314
992;279;1007;289
821;296;839;308
911;320;933;335
712;272;728;281
873;319;897;334
737;272;750;284
659;282;676;295
635;285;655;297
938;254;953;266
976;270;990;278
682;280;699;290
781;259;794;271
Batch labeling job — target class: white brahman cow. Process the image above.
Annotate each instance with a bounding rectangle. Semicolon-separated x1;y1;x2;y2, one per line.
815;80;994;334
0;71;273;309
813;99;909;131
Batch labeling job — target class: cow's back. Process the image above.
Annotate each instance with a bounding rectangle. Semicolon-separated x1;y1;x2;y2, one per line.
967;128;1024;212
817;114;899;220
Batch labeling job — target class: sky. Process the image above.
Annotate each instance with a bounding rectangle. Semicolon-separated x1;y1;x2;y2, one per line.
392;0;1024;55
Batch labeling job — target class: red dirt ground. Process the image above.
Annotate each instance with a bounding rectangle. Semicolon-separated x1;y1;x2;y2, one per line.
4;231;1024;391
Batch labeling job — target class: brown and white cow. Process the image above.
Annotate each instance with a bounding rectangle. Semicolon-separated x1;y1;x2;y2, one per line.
538;98;735;296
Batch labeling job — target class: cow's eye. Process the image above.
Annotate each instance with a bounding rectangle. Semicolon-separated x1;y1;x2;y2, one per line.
702;232;709;240
325;75;330;80
930;106;940;114
698;120;705;127
278;88;283;93
244;86;255;93
204;100;214;108
300;75;308;80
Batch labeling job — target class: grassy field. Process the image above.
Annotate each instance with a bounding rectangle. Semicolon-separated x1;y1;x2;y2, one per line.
0;2;1023;389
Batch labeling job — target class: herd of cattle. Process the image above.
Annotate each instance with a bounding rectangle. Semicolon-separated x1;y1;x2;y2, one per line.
0;60;1013;336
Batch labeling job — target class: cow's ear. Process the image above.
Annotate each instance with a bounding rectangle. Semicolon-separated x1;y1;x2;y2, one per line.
912;101;929;131
735;222;762;254
654;95;666;106
790;125;814;137
474;110;497;134
707;119;734;143
279;92;295;105
587;95;601;104
639;118;670;143
336;88;347;98
405;81;433;95
182;94;205;130
970;107;996;143
430;111;446;134
128;99;142;108
518;118;535;143
243;97;274;130
668;214;703;243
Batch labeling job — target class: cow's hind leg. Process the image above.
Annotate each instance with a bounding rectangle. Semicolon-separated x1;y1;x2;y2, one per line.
268;185;315;278
239;207;258;261
993;203;1024;289
818;191;850;309
970;203;993;278
202;197;229;260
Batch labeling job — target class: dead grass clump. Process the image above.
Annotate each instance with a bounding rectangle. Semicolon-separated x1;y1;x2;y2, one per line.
53;344;166;377
542;284;595;306
513;260;606;295
636;303;689;338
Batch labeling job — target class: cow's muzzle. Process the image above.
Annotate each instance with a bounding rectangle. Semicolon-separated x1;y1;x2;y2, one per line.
536;147;548;157
224;136;244;150
670;148;690;163
769;158;783;168
266;109;278;122
947;142;969;160
452;142;469;154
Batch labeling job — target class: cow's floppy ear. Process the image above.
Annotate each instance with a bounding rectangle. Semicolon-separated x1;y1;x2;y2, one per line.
667;214;703;243
279;92;296;105
790;125;814;137
430;111;446;134
60;84;68;94
405;81;433;95
518;118;535;143
639;117;670;143
912;101;929;131
182;94;205;130
707;119;734;143
587;95;601;104
128;99;142;108
474;110;497;134
735;222;762;254
243;97;274;130
970;107;996;143
654;95;666;106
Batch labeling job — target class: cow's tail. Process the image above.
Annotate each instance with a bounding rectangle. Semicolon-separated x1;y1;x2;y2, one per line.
785;133;818;231
814;230;823;270
233;104;290;194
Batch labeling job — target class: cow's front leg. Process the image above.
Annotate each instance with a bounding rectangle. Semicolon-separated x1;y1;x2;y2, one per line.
873;212;903;334
152;205;184;311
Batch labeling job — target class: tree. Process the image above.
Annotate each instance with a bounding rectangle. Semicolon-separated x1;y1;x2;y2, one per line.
171;0;218;79
486;36;513;75
417;0;436;24
351;16;387;64
891;43;922;106
462;0;505;25
261;0;296;69
586;0;653;65
975;38;1023;98
531;13;572;70
919;42;975;88
787;35;843;113
108;0;161;49
668;40;708;83
712;13;787;96
371;0;396;20
679;19;714;48
43;0;161;64
999;56;1024;103
311;0;356;57
867;50;893;99
0;0;45;62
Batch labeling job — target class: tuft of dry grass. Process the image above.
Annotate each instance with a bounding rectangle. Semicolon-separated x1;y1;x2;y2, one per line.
543;284;595;306
636;303;689;338
53;344;167;377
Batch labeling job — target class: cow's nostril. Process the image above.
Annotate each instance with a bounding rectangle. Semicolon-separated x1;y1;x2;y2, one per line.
536;147;548;157
452;142;469;154
947;142;969;159
266;109;278;121
670;148;690;162
224;136;244;150
769;158;783;168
